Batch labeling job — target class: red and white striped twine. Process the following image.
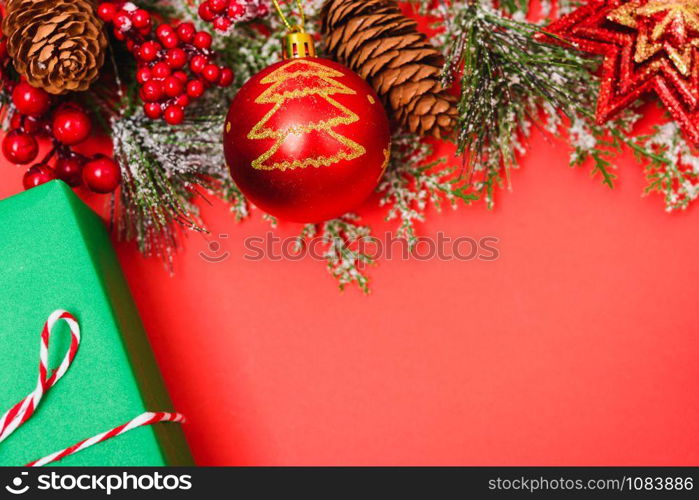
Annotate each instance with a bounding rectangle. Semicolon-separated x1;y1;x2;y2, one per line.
0;310;185;466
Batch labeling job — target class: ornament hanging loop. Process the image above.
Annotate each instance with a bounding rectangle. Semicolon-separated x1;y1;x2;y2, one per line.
271;0;316;59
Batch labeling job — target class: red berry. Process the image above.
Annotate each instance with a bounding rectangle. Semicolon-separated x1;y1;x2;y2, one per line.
202;64;220;83
152;62;171;79
156;24;174;40
144;102;163;119
210;0;229;13
176;22;196;43
228;2;245;18
97;2;118;22
193;31;212;50
52;108;92;145
10;113;22;130
213;16;232;31
22;116;43;135
140;80;164;102
136;66;152;84
156;25;179;49
166;48;187;69
174;94;190;108
131;9;152;29
2;130;38;165
54;155;84;187
83;155;121;193
173;70;189;82
186;79;205;98
113;13;132;32
163;76;185;98
139;41;161;62
198;2;216;22
190;55;207;74
162;33;180;50
218;67;234;87
164;105;185;125
23;164;55;190
12;82;51;117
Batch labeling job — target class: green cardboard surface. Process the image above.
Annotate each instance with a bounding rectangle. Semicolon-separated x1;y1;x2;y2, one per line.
0;181;193;466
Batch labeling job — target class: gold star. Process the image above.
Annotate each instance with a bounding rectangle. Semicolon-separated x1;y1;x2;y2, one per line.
608;0;699;75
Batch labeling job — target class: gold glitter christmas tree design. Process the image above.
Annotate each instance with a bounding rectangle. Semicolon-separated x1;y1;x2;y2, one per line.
247;59;366;171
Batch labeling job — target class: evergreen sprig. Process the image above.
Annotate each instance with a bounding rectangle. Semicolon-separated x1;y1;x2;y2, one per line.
441;3;604;204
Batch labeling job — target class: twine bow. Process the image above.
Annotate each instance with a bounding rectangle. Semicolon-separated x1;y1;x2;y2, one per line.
0;310;184;466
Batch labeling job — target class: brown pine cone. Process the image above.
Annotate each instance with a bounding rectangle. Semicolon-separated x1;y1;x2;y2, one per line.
321;0;457;139
2;0;107;94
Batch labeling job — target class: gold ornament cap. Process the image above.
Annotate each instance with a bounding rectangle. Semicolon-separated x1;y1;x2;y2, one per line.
282;27;316;59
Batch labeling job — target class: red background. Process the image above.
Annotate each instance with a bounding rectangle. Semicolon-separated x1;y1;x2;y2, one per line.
2;118;698;465
1;3;698;463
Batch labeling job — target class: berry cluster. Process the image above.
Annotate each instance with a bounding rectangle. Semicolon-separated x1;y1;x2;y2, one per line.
198;0;270;32
1;81;121;193
98;1;234;124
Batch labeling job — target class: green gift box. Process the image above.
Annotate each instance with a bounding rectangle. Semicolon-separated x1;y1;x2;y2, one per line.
0;181;193;466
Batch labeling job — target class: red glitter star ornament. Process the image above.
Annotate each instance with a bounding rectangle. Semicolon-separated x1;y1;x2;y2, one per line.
541;0;699;143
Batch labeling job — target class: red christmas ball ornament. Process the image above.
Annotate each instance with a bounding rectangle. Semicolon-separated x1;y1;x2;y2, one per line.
223;33;391;222
83;155;121;193
23;163;55;190
2;129;39;165
54;155;85;187
52;107;92;145
12;82;51;117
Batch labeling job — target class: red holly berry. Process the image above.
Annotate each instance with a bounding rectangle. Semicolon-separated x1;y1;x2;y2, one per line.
12;82;51;117
228;2;245;19
218;68;234;87
164;105;185;125
2;130;39;165
113;13;132;33
174;94;190;108
166;48;187;69
22;116;44;135
54;155;85;187
163;76;185;98
190;55;208;74
198;2;216;22
193;31;212;50
139;41;161;62
23;163;55;190
83;155;121;193
214;16;232;32
186;79;205;98
136;66;152;84
173;71;189;82
144;102;163;119
97;2;118;23
131;9;152;29
152;62;171;79
141;80;164;102
203;64;221;83
176;22;196;43
52;108;92;145
209;0;230;13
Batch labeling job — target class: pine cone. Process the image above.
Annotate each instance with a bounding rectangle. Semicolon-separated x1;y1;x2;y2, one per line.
321;0;457;139
2;0;107;94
